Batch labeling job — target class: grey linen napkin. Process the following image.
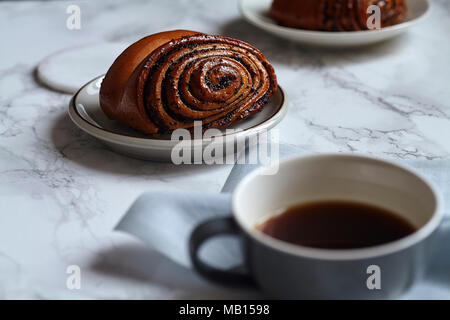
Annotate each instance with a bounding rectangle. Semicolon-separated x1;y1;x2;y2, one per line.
115;144;450;299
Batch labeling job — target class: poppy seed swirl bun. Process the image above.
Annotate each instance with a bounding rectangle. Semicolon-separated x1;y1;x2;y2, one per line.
270;0;407;31
100;30;278;134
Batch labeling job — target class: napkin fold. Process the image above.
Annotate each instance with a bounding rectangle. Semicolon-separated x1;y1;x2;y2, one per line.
115;144;450;299
116;191;233;268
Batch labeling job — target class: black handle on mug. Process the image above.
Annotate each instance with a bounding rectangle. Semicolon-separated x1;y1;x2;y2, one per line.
189;216;254;286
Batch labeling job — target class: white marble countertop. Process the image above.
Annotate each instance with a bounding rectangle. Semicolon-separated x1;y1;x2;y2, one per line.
1;0;449;299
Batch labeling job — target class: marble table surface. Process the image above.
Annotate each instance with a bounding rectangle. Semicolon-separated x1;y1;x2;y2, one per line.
1;0;449;299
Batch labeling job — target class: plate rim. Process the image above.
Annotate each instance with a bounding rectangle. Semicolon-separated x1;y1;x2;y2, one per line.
68;75;287;149
238;0;430;38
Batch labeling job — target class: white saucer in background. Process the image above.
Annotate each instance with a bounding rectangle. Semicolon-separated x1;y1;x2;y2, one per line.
37;42;128;94
68;76;288;162
239;0;430;47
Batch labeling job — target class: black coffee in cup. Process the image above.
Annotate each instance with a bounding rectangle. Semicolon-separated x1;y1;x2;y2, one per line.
256;201;417;249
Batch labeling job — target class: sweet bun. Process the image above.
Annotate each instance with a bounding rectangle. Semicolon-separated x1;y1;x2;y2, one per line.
270;0;407;31
100;30;277;134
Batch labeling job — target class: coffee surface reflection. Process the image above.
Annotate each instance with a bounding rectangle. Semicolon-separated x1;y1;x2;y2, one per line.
256;201;417;249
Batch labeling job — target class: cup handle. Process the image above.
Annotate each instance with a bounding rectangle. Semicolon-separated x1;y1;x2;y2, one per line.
189;216;254;286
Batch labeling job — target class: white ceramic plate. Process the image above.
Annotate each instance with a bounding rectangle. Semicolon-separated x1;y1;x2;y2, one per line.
239;0;430;47
68;76;287;162
37;42;129;94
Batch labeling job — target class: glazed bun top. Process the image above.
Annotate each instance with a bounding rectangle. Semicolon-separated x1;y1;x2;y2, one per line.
100;30;200;132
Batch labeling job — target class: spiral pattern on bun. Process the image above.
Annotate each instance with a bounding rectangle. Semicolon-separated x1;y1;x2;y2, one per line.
270;0;407;31
100;30;277;134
